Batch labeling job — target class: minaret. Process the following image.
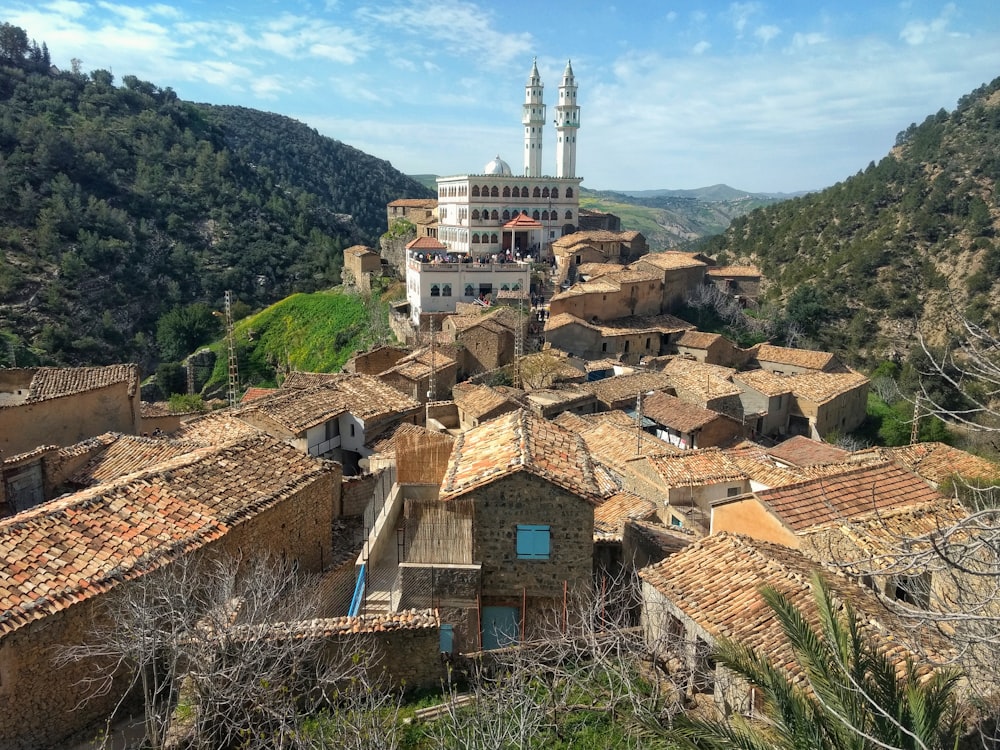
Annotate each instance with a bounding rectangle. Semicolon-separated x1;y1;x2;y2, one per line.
522;58;545;177
554;59;580;179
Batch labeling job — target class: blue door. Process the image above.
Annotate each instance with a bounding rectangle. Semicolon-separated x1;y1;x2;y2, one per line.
481;606;519;650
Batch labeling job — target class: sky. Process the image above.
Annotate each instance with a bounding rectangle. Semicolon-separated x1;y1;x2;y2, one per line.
5;1;1000;193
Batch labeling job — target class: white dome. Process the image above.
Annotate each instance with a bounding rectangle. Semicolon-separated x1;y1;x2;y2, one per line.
483;155;512;176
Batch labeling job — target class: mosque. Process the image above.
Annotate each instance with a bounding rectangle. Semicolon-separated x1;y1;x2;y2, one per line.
405;59;583;324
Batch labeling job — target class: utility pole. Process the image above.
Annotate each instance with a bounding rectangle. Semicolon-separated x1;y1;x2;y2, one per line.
513;301;525;389
910;394;921;445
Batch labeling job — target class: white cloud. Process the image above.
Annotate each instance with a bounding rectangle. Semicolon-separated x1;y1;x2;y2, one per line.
755;24;780;44
692;40;711;55
727;2;762;38
791;32;827;49
900;2;958;45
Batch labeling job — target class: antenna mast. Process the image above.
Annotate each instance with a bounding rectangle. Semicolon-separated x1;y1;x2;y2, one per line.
224;290;239;407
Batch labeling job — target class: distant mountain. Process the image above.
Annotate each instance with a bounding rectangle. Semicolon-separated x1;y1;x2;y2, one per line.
611;184;808;202
0;24;433;369
693;76;1000;364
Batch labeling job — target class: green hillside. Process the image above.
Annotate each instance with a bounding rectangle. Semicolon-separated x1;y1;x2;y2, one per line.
696;75;1000;365
0;23;430;371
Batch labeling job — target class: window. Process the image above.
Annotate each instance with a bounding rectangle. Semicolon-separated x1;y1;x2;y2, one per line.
551;188;559;198
565;210;573;220
465;284;474;296
491;186;499;197
442;284;452;297
430;284;440;297
471;186;480;197
503;186;511;197
726;486;741;497
471;209;480;220
516;524;550;559
566;188;574;198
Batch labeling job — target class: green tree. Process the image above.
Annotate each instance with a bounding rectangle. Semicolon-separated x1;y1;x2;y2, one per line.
668;574;962;750
156;303;220;360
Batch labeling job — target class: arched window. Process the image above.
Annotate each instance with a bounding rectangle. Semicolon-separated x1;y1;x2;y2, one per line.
502;210;511;221
565;210;573;219
532;210;540;220
520;187;529;198
491;186;499;197
566;187;574;198
465;284;474;297
533;187;541;197
491;233;498;243
512;282;521;291
430;284;440;297
501;284;510;291
471;209;480;221
502;186;511;197
471;186;480;197
542;187;550;198
522;209;528;216
472;233;480;243
551;188;559;198
542;210;550;220
482;185;490;195
442;284;452;297
491;210;499;220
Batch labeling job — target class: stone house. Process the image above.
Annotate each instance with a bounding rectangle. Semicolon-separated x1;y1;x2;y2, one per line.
550;229;648;282
445;314;515;377
400;410;601;652
236;374;422;473
376;346;458;403
704;265;761;300
631;251;708;310
544;313;693;364
753;343;846;375
639;533;953;713
522;384;598;420
765;435;850;468
547;268;665;322
344;346;410;376
672;331;738;366
582;370;675;412
640;391;744;449
624;449;750;533
452;382;522;429
342;244;384;288
0;435;341;750
386;198;437;232
0;365;141;456
662;357;745;421
731;369;793;438
786;369;870;439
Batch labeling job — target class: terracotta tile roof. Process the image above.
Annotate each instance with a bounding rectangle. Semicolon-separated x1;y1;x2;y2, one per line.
755;344;838;371
881;442;1000;486
544;312;589;332
241;387;277;403
797;498;970;574
242;374;420;432
388;198;437;208
344;244;378;257
440;409;600;502
591;314;694;336
727;454;806;489
70;434;209;487
0;435;334;637
675;331;725;349
583;371;674;406
602;268;661;284
626;518;694;555
768;436;849;467
452;383;522;420
594;491;656;536
578;421;680;473
172;412;263;443
593;463;624;496
753;461;945;533
788;370;870;404
279;609;439;637
281;371;341;390
22;364;138;402
503;213;542;229
641;391;724;432
663;358;742;401
368;422;451;457
639;533;952;688
638;448;746;487
576;262;622;278
705;265;761;277
633;251;706;270
406;236;447;251
732;369;793;397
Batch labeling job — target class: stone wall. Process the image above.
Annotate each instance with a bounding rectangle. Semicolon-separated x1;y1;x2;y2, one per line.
0;382;140;456
342;471;380;517
467;472;594;599
323;619;445;691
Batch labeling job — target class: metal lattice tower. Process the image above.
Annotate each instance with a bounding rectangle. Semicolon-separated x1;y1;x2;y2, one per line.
224;290;239;407
910;394;921;445
513;303;525;389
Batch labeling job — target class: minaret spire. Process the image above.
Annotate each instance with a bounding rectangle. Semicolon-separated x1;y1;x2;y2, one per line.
522;57;545;177
554;59;580;179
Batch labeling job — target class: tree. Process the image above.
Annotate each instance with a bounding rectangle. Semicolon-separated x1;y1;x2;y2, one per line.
156;303;221;360
668;574;962;750
57;554;395;750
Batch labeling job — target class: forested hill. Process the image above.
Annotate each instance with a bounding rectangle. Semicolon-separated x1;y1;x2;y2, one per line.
695;75;1000;365
0;23;432;369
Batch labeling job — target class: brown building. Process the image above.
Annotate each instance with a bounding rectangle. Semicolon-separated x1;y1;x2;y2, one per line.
672;331;738;366
704;265;762;300
0;435;340;750
631;251;708;310
386;198;437;232
0;365;141;456
753;343;846;375
640;391;744;450
342;244;384;288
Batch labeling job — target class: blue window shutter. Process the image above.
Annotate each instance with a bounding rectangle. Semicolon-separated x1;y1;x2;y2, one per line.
516;525;550;559
439;624;454;653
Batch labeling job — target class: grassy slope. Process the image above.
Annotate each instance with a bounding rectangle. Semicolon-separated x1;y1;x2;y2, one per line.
204;290;378;392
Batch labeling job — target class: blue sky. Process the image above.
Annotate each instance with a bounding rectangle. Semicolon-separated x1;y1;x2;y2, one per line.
5;0;1000;193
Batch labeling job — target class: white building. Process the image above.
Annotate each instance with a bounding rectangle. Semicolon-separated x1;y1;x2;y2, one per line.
407;59;583;325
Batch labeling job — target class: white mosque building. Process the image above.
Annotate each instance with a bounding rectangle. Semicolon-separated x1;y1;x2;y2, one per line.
406;59;583;324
